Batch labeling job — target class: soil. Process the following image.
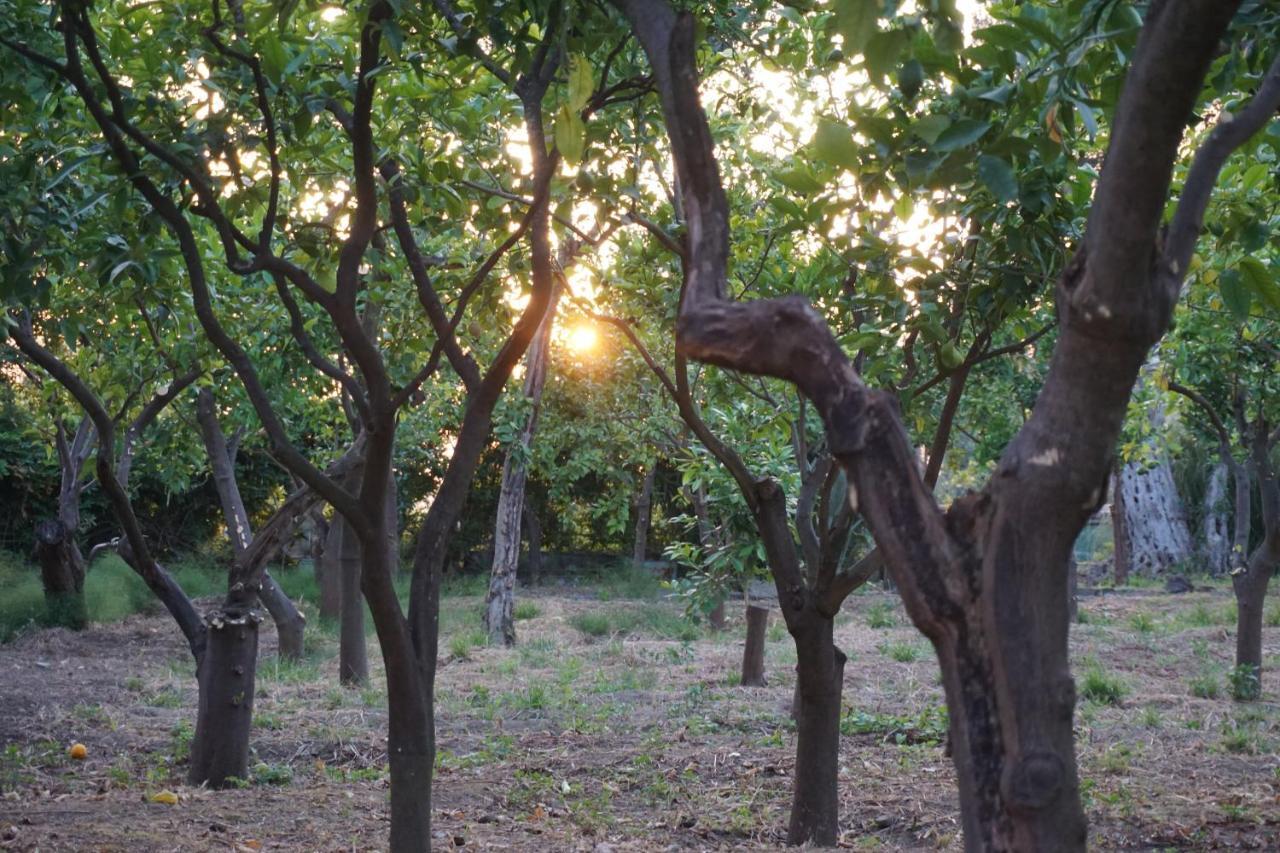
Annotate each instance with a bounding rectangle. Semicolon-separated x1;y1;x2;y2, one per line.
1;583;1278;850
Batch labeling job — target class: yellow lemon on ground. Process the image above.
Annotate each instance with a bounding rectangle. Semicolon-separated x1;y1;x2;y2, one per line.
68;743;87;760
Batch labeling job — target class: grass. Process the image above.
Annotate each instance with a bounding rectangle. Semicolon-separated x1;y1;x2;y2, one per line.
591;563;666;601
514;601;541;620
569;605;699;641
1079;666;1126;706
1189;670;1221;699
865;602;897;629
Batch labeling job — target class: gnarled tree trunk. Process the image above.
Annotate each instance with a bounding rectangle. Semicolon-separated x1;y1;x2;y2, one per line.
1113;457;1194;577
1202;461;1231;575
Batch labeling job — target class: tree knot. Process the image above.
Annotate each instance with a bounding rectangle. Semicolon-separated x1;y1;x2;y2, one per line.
1001;749;1066;813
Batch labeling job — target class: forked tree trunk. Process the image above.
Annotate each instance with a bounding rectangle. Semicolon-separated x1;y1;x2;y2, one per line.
485;281;560;646
196;389;306;659
632;466;656;566
188;603;260;787
1202;461;1231;575
741;603;768;686
34;519;88;629
35;417;94;628
1113;458;1194;577
1230;430;1279;700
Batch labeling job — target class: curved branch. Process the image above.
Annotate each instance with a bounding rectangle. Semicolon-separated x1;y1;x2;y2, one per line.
1167;52;1280;276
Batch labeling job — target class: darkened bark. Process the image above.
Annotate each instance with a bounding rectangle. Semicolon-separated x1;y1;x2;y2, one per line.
632;466;656;565
741;603;768;686
607;4;1260;849
259;572;305;660
188;602;260;787
485;280;561;646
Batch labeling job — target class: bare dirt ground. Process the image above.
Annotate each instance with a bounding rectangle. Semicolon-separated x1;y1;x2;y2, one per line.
2;581;1279;851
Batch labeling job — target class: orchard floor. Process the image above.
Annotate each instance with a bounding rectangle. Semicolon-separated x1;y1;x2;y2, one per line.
2;579;1280;851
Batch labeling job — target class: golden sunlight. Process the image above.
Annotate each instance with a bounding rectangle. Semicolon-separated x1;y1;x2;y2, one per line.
565;324;599;354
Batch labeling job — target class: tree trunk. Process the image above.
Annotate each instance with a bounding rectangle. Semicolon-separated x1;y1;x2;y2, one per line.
188;604;260;787
317;512;343;620
1112;458;1194;577
1230;431;1279;700
196;388;307;658
259;572;305;660
741;602;768;686
1111;467;1130;585
484;282;560;646
34;519;87;629
522;497;543;586
36;417;94;628
1202;461;1230;575
1233;565;1268;700
337;513;369;685
709;598;726;631
788;617;845;847
632;466;656;566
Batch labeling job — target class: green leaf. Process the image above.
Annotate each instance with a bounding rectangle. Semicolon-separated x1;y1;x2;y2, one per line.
774;166;824;195
913;115;951;145
932;119;991;152
812;118;860;170
863;29;908;82
567;54;594;112
555;105;586;165
976;154;1018;202
833;0;881;55
1218;270;1250;321
1239;257;1280;312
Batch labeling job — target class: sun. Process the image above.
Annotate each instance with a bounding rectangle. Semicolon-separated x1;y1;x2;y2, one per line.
565;324;598;354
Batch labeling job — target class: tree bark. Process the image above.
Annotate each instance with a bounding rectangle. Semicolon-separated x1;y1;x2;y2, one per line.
1202;461;1231;575
632;466;656;566
188;604;260;787
484;279;560;646
1230;427;1279;699
522;496;543;586
605;4;1250;849
1112;458;1194;577
34;519;87;629
337;512;369;685
741;603;768;686
196;388;307;659
788;618;845;846
1111;466;1130;585
317;511;343;620
35;417;94;629
708;598;726;631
